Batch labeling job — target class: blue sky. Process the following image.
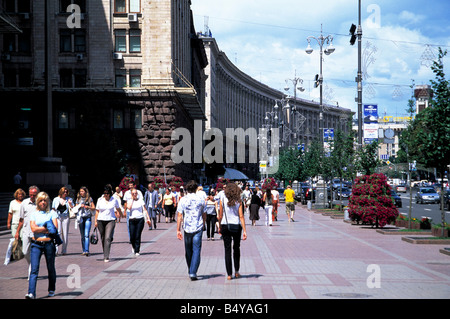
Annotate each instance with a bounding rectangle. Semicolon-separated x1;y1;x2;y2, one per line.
191;0;450;117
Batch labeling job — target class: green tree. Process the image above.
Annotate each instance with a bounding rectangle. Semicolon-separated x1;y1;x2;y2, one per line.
273;147;304;184
304;139;322;181
402;48;450;235
355;140;380;175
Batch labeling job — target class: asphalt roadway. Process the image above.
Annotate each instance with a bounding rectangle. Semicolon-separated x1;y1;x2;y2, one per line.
0;203;448;307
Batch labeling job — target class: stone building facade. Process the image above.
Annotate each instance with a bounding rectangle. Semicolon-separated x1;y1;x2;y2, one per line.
0;0;207;193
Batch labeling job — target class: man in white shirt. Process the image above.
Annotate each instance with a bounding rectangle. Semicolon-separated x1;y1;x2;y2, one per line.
16;185;39;278
177;180;206;281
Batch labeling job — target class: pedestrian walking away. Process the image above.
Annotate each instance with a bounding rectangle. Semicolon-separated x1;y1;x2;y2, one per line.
249;191;261;226
218;182;247;280
205;189;217;240
262;188;274;226
176;180;206;281
124;189;151;256
284;185;296;222
26;192;58;299
95;185;123;262
51;187;74;255
74;186;95;256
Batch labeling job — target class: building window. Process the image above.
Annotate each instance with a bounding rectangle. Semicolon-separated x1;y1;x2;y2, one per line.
18;0;30;12
18;69;31;87
113;110;124;129
3;34;15;52
115;29;126;52
129;29;141;52
74;29;86;52
60;69;72;87
74;69;87;87
18;29;31;53
3;69;16;87
60;0;85;13
4;0;15;12
115;69;127;88
129;0;140;13
115;0;126;13
129;69;141;87
60;29;72;52
58;110;69;129
131;109;142;129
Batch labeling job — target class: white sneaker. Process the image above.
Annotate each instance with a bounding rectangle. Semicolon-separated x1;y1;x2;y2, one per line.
25;293;35;299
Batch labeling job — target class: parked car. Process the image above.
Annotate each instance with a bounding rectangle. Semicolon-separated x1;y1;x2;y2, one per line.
295;183;311;204
391;190;402;208
415;187;440;204
335;187;352;200
396;184;407;193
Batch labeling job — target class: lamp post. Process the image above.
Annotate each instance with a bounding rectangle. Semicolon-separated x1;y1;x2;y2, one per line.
306;24;335;209
284;73;305;146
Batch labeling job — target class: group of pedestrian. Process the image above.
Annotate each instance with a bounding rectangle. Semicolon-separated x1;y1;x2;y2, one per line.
7;182;152;299
6;179;295;298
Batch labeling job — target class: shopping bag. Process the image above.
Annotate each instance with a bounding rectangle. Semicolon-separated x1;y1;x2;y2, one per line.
4;238;14;265
11;238;24;261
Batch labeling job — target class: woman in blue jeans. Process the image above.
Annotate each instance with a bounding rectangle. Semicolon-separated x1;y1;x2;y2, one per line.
218;183;247;280
75;187;95;256
26;192;58;299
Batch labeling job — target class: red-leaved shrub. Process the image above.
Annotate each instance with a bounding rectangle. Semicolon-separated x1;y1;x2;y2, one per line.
349;173;398;228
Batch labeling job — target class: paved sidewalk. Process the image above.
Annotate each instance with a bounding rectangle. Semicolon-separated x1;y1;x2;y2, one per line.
0;204;449;300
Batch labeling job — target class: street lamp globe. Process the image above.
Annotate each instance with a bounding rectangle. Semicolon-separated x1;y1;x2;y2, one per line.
305;43;313;54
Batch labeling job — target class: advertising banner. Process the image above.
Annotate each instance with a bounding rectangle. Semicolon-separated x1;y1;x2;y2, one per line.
363;104;378;144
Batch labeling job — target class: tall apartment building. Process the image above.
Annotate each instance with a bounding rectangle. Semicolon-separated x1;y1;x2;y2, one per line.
0;0;207;193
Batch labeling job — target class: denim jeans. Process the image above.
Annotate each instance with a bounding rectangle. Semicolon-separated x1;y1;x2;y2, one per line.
79;216;92;253
184;229;203;278
28;241;56;296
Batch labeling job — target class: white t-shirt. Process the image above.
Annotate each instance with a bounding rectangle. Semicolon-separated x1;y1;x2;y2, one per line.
9;200;22;225
220;197;241;226
96;196;121;221
126;198;146;219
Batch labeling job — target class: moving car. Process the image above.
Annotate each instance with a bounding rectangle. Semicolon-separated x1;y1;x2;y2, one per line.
396;184;407;193
415;187;440;204
391;190;402;208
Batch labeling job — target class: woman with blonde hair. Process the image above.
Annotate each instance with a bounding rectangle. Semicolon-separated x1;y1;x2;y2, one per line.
26;192;58;299
218;183;247;280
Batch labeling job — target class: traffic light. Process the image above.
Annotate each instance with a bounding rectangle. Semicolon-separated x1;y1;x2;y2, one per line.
314;74;319;88
349;24;357;45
